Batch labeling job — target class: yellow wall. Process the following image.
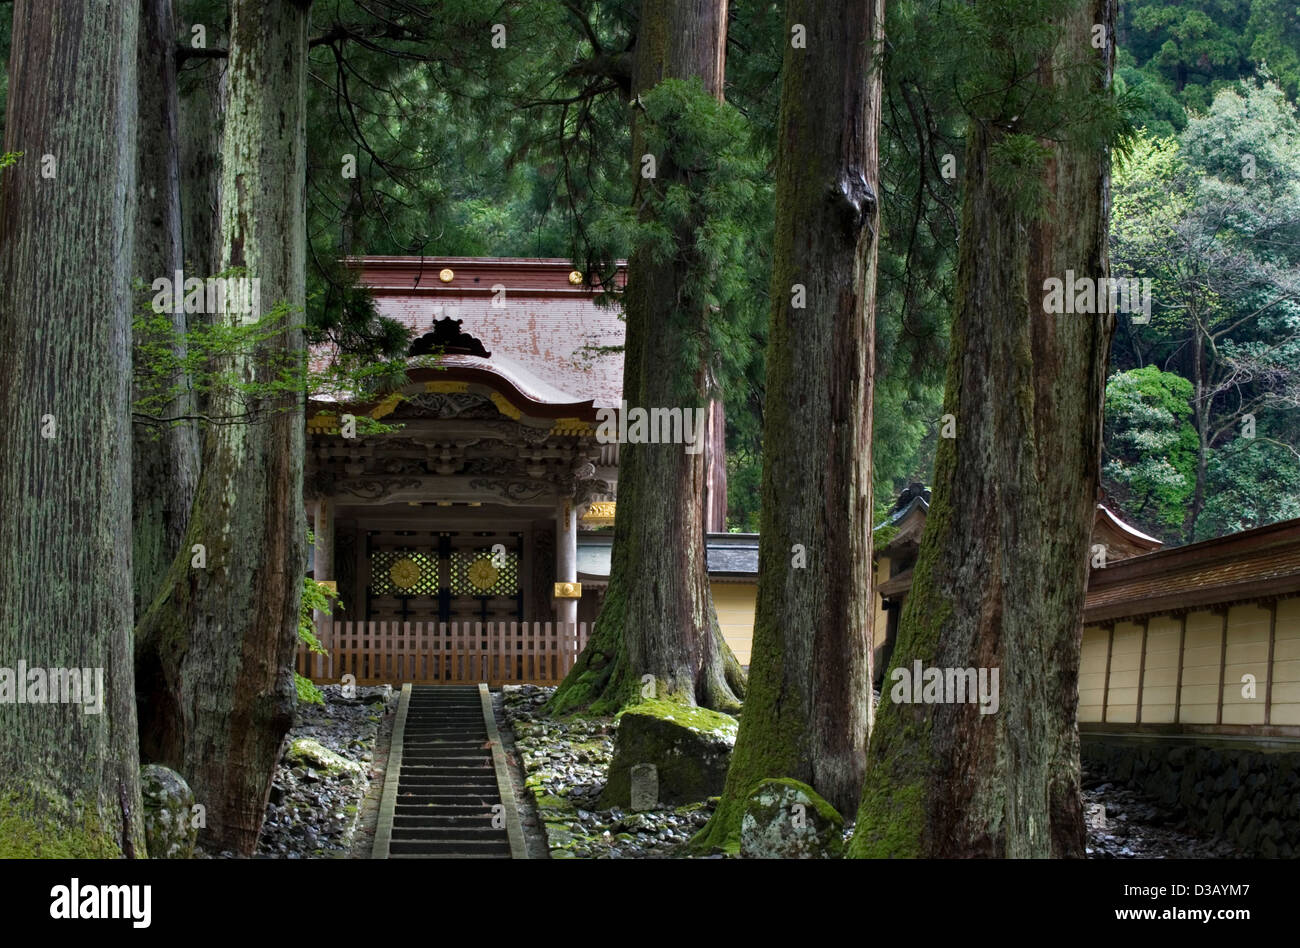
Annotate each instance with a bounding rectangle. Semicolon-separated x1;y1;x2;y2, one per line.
711;581;756;666
1273;598;1300;725
1179;611;1222;724
1140;615;1181;723
873;556;891;653
1106;621;1143;722
1079;626;1108;722
715;583;1300;730
1222;604;1269;724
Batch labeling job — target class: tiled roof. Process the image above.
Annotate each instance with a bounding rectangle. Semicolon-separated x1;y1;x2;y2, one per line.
351;257;626;408
1084;518;1300;623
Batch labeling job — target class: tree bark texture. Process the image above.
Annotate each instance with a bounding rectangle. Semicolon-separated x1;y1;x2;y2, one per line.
850;0;1116;858
133;0;201;622
693;0;882;849
135;0;309;855
0;0;147;857
550;0;745;715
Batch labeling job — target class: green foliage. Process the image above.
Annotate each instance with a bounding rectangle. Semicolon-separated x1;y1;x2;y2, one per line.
592;78;771;407
1119;0;1300;125
1197;436;1300;539
1102;367;1198;540
296;546;342;707
131;270;433;433
1108;83;1300;540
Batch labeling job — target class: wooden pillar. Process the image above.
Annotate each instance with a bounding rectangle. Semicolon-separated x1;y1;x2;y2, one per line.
554;497;578;629
1135;618;1149;725
1174;611;1187;724
1216;608;1229;726
703;398;727;533
314;496;335;632
1265;600;1277;725
1101;623;1115;724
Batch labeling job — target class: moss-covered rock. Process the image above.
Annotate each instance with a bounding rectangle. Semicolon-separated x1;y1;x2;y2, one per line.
140;764;197;859
599;698;738;808
739;778;844;859
284;738;364;778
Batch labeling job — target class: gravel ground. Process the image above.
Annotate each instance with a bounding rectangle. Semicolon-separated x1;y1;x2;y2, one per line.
1083;770;1245;859
505;684;1250;860
206;682;1246;859
254;684;395;857
197;684;396;858
504;685;715;858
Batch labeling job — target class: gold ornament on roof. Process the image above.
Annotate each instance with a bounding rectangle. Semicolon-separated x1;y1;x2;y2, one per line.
390;557;421;589
568;270;583;285
468;557;500;591
439;268;455;283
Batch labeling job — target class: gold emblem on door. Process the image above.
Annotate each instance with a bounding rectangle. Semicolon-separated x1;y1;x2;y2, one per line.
467;556;500;591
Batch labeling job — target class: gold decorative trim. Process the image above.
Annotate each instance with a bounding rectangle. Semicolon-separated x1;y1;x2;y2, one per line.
425;380;469;393
307;412;338;434
553;581;583;600
580;501;616;527
490;391;522;420
550;417;592;436
371;393;403;420
438;268;455;283
568;270;583;285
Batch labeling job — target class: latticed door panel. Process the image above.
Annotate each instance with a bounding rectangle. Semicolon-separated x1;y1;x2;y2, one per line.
446;532;523;623
363;528;524;622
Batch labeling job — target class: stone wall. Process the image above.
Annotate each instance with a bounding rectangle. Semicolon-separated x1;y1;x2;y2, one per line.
1081;735;1300;857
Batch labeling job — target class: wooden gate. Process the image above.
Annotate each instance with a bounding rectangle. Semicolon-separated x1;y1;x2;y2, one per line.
297;620;589;687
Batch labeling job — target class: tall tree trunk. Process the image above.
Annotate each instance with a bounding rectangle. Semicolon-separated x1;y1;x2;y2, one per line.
177;0;225;280
133;0;201;622
550;0;745;715
693;0;883;850
0;0;146;857
135;0;309;855
1189;315;1209;541
850;0;1116;858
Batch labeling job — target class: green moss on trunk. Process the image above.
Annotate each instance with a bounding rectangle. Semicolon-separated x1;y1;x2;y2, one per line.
0;792;126;859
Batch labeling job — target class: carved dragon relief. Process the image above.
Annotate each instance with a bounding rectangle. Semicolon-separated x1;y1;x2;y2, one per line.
336;478;423;501
467;478;553;503
403;392;500;419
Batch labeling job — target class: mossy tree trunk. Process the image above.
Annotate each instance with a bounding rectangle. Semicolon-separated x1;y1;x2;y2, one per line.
549;0;745;716
692;0;883;850
0;0;147;857
135;0;310;855
850;0;1116;858
177;0;226;284
133;0;201;622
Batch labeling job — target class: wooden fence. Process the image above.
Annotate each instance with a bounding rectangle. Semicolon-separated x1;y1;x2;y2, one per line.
296;620;590;687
